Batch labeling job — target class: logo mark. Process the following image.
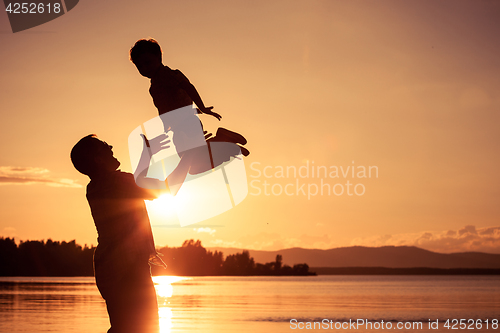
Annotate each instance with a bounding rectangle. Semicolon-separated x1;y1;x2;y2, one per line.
128;106;248;227
3;0;79;33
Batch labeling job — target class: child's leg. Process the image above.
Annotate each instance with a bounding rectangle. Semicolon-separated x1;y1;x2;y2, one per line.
210;128;247;145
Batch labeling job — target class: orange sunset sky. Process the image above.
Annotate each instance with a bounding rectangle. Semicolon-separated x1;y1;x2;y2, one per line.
1;0;499;253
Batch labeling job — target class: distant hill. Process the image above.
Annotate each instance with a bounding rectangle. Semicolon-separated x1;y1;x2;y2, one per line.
207;246;500;269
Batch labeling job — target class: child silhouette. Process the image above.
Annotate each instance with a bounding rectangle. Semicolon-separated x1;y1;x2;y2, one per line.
129;38;249;194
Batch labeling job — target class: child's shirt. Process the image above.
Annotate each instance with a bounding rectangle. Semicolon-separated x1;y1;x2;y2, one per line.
150;65;193;115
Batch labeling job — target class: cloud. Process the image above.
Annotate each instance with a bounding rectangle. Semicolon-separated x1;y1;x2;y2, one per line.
208;226;500;253
210;239;243;248
210;232;338;251
0;167;49;174
0;166;82;188
350;225;500;254
1;227;17;238
194;227;216;236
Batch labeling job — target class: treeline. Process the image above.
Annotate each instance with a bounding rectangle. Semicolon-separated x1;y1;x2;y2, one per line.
0;238;315;277
151;239;315;276
0;238;94;276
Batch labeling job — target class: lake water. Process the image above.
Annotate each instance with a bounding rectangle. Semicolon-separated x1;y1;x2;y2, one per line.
0;275;499;333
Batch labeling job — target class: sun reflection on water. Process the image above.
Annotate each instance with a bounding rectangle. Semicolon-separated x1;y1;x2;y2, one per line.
158;307;173;333
152;276;189;333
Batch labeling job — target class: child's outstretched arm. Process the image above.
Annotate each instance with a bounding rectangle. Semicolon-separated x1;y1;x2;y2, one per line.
174;70;222;120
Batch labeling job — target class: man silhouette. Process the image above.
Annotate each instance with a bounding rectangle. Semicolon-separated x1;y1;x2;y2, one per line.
71;134;169;333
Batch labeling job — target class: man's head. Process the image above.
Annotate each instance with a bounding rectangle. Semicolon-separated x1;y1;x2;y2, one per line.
130;39;163;78
71;135;120;178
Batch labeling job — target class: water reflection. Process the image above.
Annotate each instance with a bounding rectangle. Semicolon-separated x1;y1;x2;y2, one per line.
0;278;108;332
159;307;173;333
1;276;499;333
153;276;189;333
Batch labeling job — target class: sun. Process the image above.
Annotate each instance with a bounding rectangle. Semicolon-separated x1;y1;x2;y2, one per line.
146;193;178;222
151;194;175;214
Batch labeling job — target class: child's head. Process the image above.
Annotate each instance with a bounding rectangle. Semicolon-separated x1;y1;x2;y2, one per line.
130;38;163;78
71;134;120;178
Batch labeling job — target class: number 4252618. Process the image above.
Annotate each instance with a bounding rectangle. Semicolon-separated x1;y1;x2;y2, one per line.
444;319;499;330
5;3;61;14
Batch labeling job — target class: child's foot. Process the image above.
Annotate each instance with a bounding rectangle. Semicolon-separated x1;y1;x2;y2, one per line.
238;145;250;157
213;128;247;145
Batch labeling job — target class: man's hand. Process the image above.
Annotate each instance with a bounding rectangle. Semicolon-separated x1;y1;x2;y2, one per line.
141;133;171;155
149;253;167;269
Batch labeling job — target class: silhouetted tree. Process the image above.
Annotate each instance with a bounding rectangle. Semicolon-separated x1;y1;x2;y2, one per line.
0;238;314;277
293;263;310;275
274;254;283;271
0;238;18;276
0;237;94;276
222;250;255;275
152;239;223;276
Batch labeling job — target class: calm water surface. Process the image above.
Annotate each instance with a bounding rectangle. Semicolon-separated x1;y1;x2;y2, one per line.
0;275;499;333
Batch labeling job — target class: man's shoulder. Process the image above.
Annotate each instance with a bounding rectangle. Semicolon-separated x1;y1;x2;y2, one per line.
99;170;133;181
113;171;136;185
115;170;133;178
86;171;133;191
87;171;150;199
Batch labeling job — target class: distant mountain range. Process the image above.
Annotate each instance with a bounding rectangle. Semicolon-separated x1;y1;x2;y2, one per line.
207;246;500;269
